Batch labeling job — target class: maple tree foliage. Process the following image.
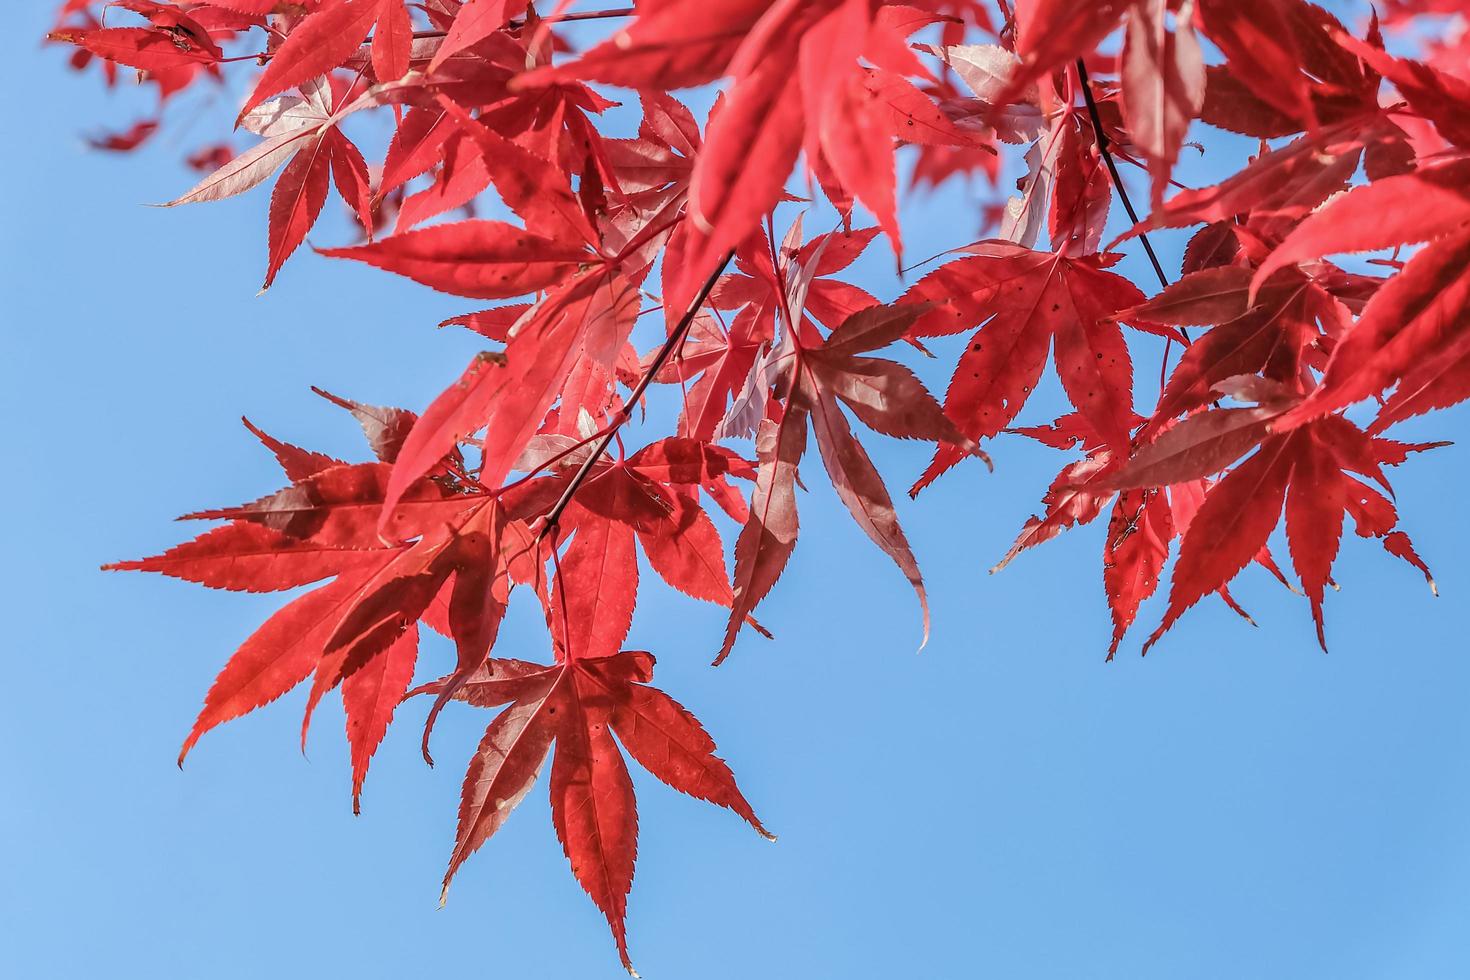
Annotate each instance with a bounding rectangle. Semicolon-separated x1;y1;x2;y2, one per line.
49;0;1470;970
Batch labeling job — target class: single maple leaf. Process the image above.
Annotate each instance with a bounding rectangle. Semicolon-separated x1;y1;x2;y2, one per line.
153;77;378;285
902;243;1166;493
86;118;161;152
417;649;772;975
105;387;528;792
49;19;222;75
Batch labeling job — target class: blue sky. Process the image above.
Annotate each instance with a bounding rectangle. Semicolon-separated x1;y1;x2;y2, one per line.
6;3;1470;978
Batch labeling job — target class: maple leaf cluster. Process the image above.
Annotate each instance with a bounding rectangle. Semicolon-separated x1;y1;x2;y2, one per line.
49;0;1470;970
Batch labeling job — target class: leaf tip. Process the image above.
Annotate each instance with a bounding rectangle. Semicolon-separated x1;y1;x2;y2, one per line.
177;732;199;769
713;620;739;666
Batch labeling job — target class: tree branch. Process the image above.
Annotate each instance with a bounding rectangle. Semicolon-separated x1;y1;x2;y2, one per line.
536;251;737;540
1074;59;1174;296
232;7;639;65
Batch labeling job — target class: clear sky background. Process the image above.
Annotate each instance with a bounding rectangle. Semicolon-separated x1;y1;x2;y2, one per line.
6;3;1470;978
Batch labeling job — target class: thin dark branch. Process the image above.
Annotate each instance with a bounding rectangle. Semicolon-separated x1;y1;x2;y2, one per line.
512;6;637;26
231;7;638;65
1075;56;1191;394
536;251;737;540
1074;59;1174;297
